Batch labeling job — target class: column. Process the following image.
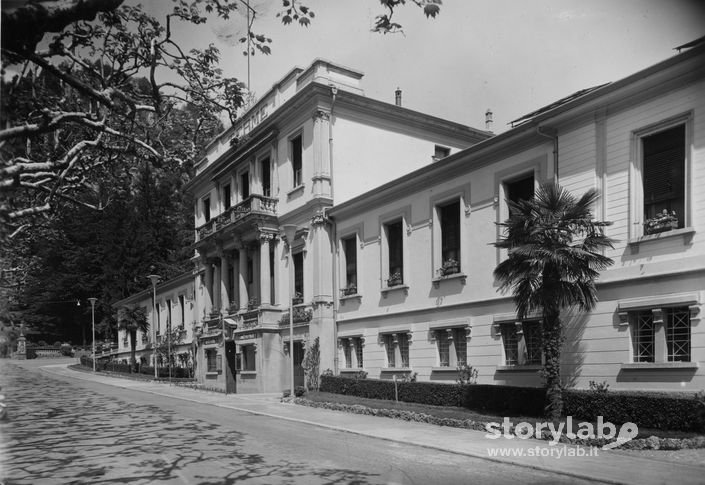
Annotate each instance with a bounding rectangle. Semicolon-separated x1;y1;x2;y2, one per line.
311;109;331;197
311;210;333;301
238;245;248;309
259;232;273;306
219;249;230;312
203;259;213;317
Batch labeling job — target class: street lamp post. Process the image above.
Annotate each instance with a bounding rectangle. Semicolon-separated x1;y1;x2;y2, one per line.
88;298;97;372
147;273;160;380
281;224;298;396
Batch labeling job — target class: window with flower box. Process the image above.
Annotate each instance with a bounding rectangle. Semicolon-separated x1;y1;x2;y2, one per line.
341;235;358;296
385;220;404;287
631;116;691;240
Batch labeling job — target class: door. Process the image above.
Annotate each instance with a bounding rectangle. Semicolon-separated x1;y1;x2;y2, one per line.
293;341;305;388
225;341;237;394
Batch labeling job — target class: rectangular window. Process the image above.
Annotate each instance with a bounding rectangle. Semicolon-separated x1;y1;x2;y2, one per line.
293;252;304;300
385;334;396;368
155;302;161;335
506;175;534;214
247;257;253;285
223;184;231;210
354;337;364;368
242;345;256;371
666;307;690;362
269;249;275;304
166;299;172;332
291;134;303;187
642;124;685;234
386;220;404;286
522;321;542;365
261;158;271;197
206;349;217;372
240;172;250;199
437;331;450;367
227;264;235;307
633;311;655;363
343;236;357;292
179;295;185;326
343;340;352;369
440;200;461;271
501;325;519;366
203;197;211;222
398;333;410;367
453;328;467;366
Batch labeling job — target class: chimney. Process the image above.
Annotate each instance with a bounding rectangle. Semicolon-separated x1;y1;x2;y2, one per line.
395;87;402;107
485;109;493;131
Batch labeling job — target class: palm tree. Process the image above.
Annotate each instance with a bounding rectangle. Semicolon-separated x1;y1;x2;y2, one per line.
494;183;614;419
117;306;149;372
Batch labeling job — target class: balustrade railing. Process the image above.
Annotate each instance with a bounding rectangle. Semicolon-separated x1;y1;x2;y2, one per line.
196;194;278;241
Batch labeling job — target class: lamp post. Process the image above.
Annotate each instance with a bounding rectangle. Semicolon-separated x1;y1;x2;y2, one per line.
281;224;298;396
88;298;97;372
147;273;160;379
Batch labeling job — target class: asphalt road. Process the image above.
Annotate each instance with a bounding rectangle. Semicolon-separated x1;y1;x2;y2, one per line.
0;359;601;484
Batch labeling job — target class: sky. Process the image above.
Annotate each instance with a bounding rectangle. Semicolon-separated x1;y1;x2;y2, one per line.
144;0;705;134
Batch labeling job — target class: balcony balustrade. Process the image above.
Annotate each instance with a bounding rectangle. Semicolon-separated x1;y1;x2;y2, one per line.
196;194;278;242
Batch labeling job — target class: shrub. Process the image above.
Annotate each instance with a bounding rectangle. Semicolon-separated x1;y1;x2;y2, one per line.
60;343;73;356
588;380;610;393
456;364;479;385
563;389;704;432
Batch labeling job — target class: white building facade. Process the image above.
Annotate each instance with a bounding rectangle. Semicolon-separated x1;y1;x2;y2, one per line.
328;43;705;391
185;60;489;393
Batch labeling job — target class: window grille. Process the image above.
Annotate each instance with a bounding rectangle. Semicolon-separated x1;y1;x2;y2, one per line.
633;311;655;363
666;307;690;362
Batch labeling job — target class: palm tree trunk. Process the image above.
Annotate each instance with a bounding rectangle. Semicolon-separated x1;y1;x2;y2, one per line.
542;308;563;420
130;331;137;373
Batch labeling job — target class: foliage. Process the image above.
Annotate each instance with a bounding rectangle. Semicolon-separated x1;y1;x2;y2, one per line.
644;209;678;234
493;183;614;419
563;389;705;432
456;363;478;385
302;336;320;391
588;380;610;394
117;305;148;370
60;343;74;356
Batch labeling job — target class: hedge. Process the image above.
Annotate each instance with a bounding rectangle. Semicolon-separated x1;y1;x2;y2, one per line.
563;389;704;432
319;375;705;431
79;356;193;379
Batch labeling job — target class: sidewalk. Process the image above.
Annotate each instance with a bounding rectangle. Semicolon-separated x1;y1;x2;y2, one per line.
42;363;705;485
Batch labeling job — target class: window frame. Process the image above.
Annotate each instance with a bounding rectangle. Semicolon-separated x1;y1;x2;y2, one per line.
222;183;231;210
290;132;303;188
242;344;256;371
495;318;543;368
202;196;211;223
341;235;358;295
381;331;411;369
630;113;692;241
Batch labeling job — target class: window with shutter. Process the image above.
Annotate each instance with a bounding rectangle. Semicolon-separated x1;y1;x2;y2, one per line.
642;124;685;228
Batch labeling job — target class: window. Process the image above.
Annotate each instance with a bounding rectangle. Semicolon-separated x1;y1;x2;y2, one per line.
343;340;353;368
385;220;404;286
240;172;250;199
206;349;217;372
505;174;534;215
155;302;161;335
246;257;253;285
439;200;461;274
354;337;364;368
179;295;185;327
384;332;410;368
166;299;172;332
342;236;357;294
203;197;211;222
434;145;450;160
667;307;691;362
261;158;271;197
499;320;541;366
641;124;685;234
293;252;304;300
291;134;303;187
620;296;697;365
223;184;231;210
242;345;256;371
435;328;468;367
632;311;655;363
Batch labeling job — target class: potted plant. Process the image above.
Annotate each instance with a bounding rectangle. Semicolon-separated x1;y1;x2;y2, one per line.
644;209;678;235
292;292;303;305
438;258;459;276
387;271;403;287
341;283;357;296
